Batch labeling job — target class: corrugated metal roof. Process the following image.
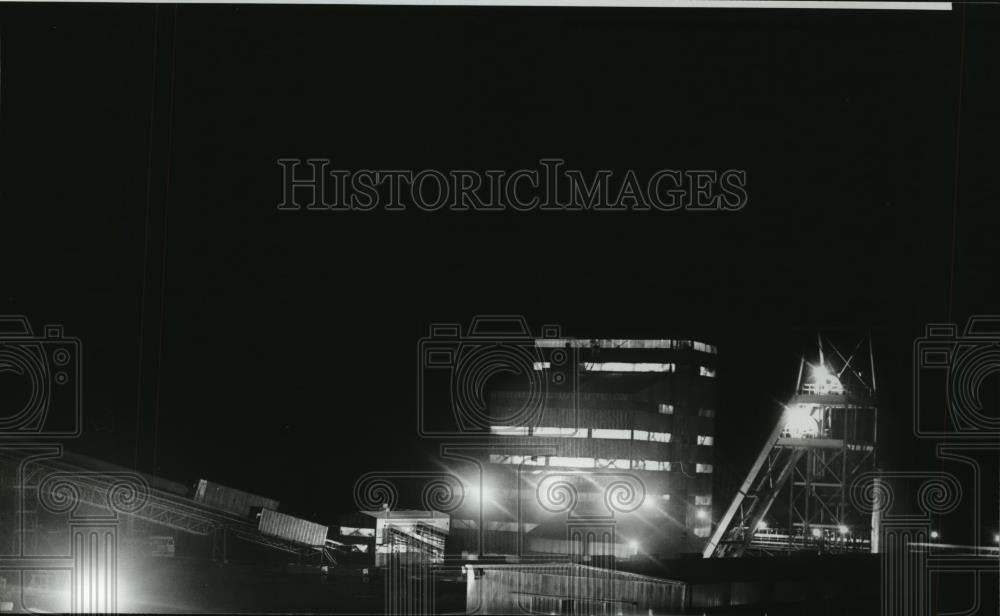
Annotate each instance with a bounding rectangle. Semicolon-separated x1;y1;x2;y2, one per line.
463;562;685;586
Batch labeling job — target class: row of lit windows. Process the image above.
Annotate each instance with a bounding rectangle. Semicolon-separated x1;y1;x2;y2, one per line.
532;362;676;373
585;362;675;373
490;426;712;447
531;362;718;377
534;338;718;354
489;455;715;474
490;426;672;443
489;455;673;471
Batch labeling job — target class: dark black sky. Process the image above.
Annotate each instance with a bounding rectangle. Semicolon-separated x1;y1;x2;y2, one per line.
1;4;998;529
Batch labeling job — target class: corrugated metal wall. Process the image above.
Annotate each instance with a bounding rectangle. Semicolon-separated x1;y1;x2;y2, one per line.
257;508;328;546
193;480;280;518
466;565;686;615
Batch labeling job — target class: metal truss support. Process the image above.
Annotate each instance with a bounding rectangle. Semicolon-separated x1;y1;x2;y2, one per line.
0;449;331;563
704;334;878;558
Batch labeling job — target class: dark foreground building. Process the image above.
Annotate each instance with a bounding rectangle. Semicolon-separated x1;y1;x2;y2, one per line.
463;563;688;615
463;555;881;615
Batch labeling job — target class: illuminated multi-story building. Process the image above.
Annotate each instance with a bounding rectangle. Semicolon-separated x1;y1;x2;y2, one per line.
450;337;719;560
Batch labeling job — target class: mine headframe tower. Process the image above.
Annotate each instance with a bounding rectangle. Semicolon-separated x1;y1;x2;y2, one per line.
704;333;878;558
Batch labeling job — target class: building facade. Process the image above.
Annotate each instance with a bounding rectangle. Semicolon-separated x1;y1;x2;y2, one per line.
451;337;718;560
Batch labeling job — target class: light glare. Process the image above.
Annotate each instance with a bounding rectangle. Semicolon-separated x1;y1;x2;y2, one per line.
784;403;821;438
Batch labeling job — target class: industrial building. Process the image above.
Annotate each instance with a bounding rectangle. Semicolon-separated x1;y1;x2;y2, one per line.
463;557;880;615
362;509;450;567
463;563;688;615
449;337;719;560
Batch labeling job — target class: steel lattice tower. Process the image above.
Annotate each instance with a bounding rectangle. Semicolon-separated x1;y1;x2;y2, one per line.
704;334;878;558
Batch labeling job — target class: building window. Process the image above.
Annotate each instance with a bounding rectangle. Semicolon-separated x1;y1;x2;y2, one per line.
658;403;674;415
697;408;715;418
697;435;714;446
490;426;530;436
693;341;718;354
584;362;675;373
695;495;712;506
591;428;632;440
696;463;713;474
662;494;671;501
633;460;671;472
699;366;716;378
634;430;671;443
533;427;587;438
694;527;711;538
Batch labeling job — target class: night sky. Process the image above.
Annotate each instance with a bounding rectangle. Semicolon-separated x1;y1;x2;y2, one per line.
1;4;997;536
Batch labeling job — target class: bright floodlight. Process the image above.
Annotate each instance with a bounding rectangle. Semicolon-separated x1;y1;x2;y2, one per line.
994;534;999;544
811;364;831;381
695;509;709;521
811;527;822;538
930;530;940;540
628;540;639;555
784;403;821;438
838;525;849;535
807;363;845;395
757;520;768;530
